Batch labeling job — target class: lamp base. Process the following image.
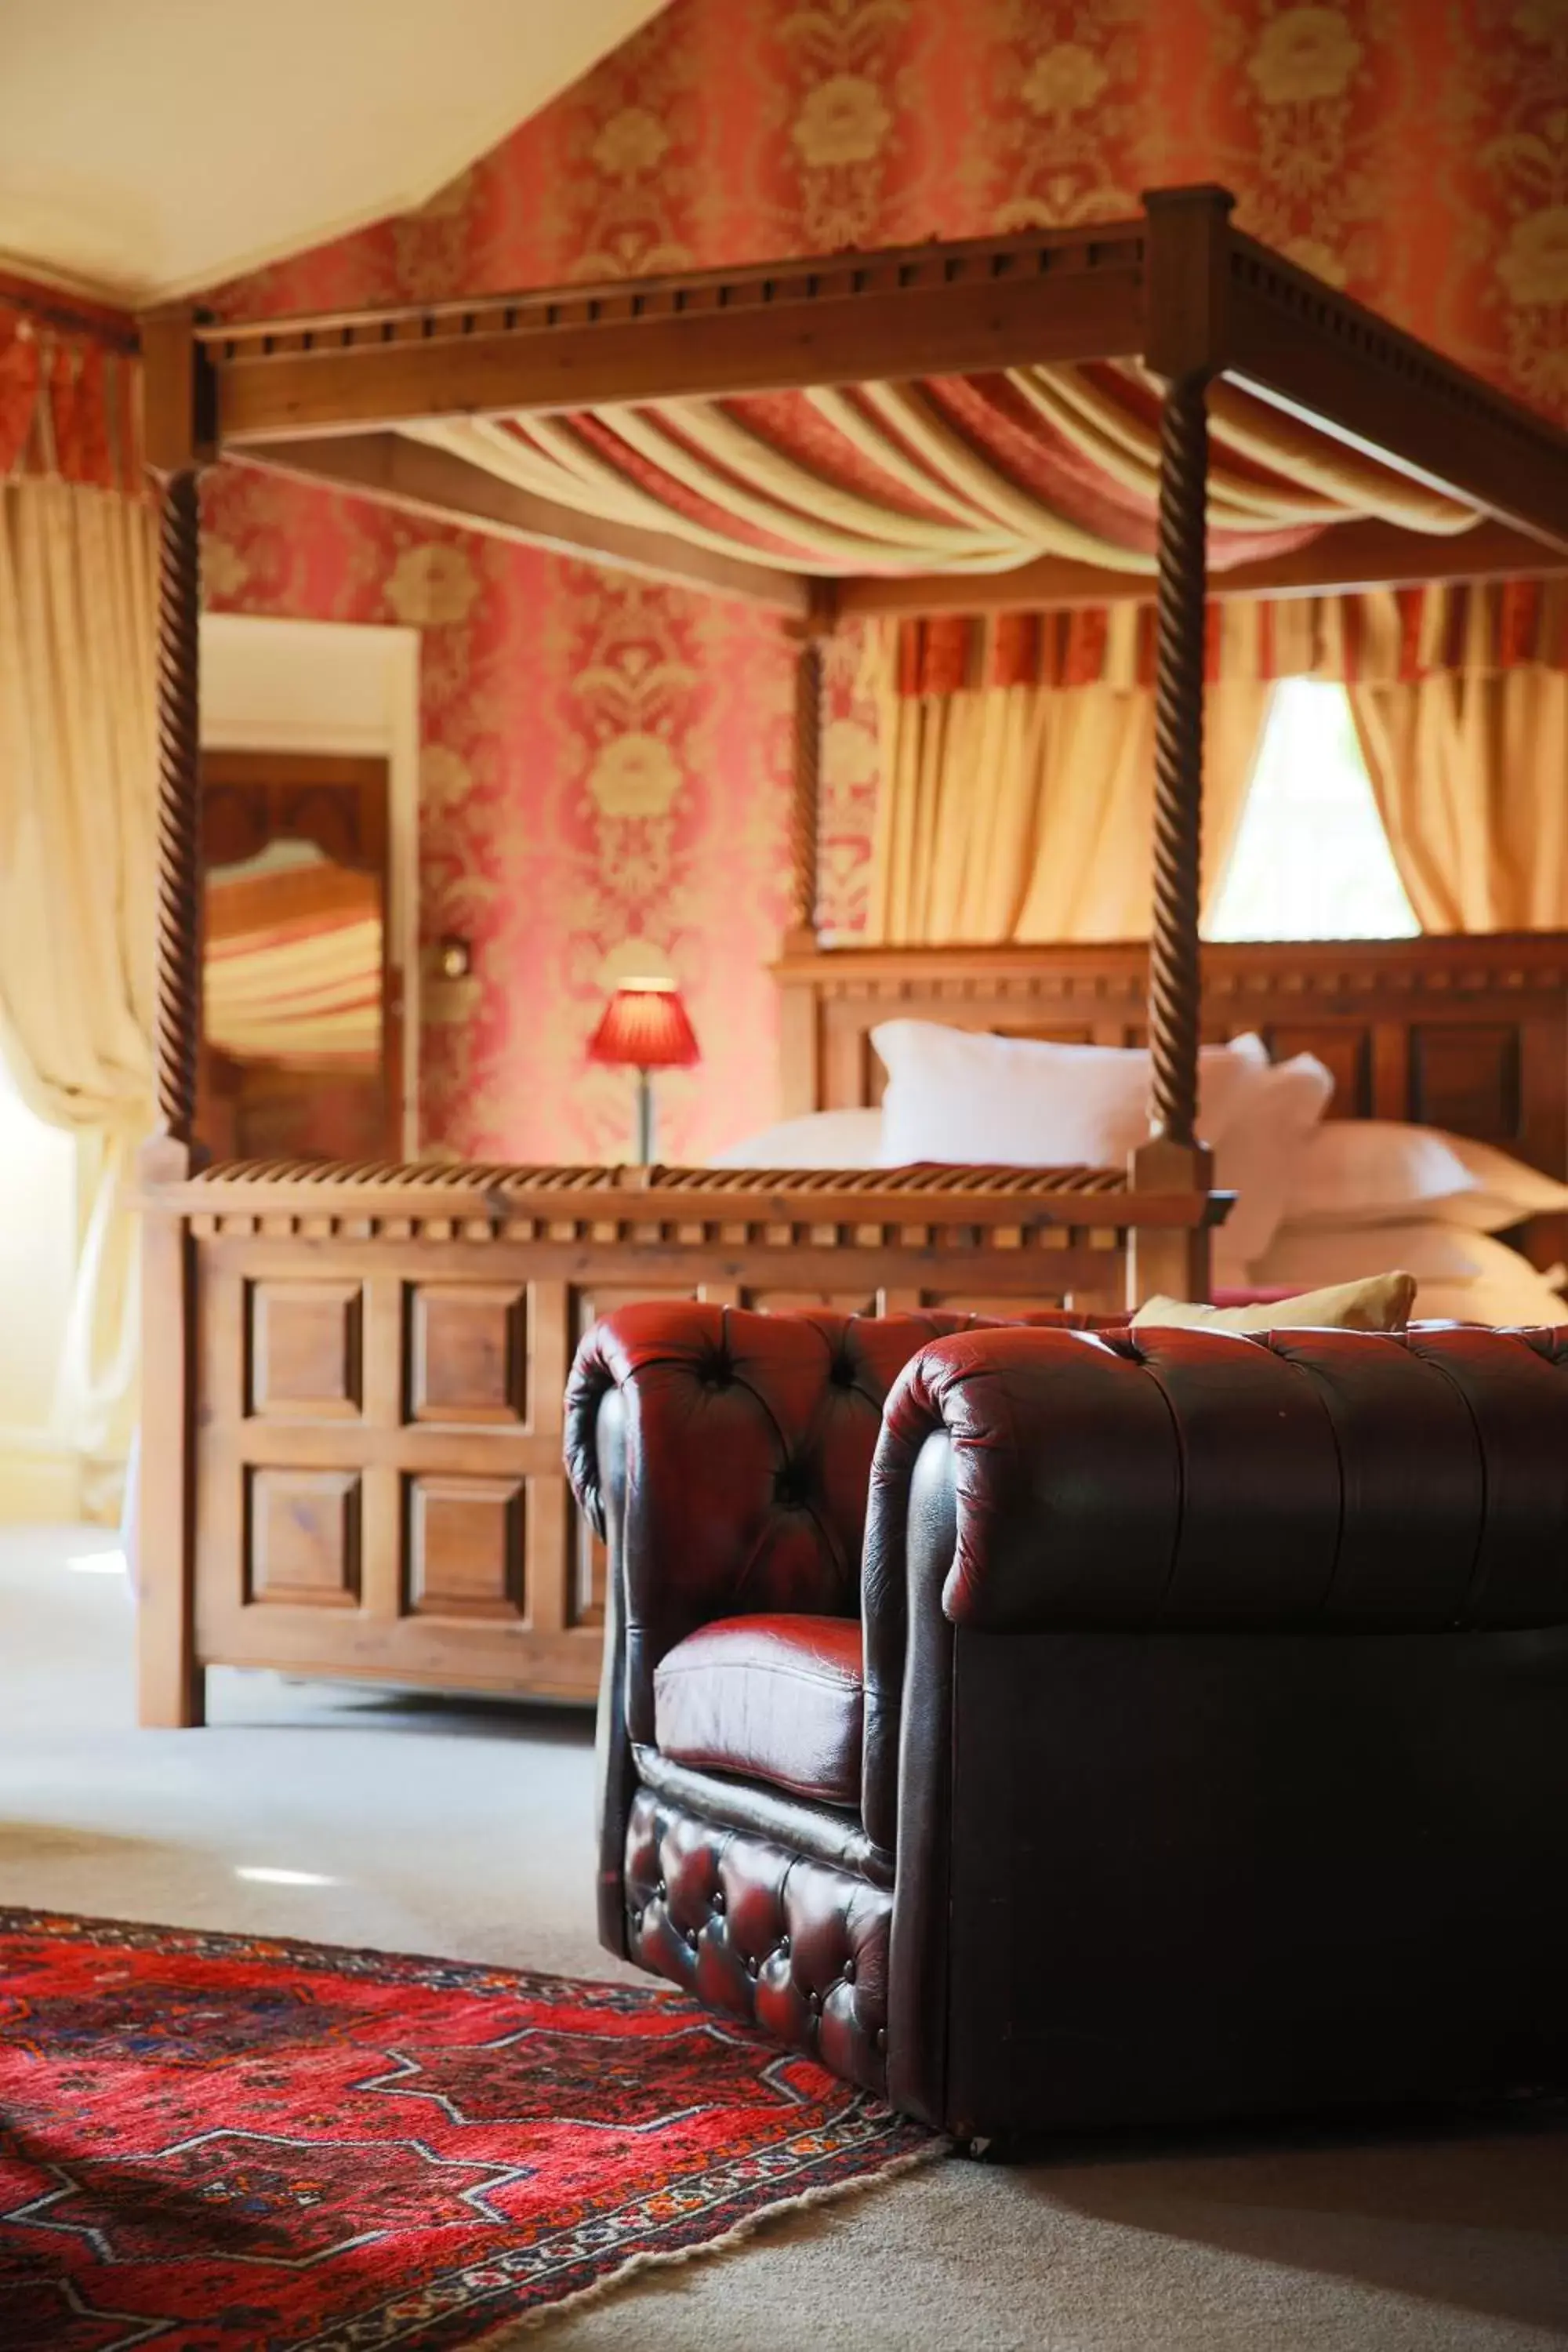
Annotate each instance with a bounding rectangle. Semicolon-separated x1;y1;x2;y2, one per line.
633;1069;655;1166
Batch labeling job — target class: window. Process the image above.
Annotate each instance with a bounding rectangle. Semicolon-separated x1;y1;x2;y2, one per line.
1205;678;1418;942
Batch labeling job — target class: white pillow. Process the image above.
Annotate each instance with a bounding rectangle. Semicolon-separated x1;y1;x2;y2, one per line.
1252;1219;1567;1328
1284;1120;1568;1235
1211;1043;1335;1276
708;1108;884;1168
872;1022;1269;1171
1259;1218;1526;1286
1449;1134;1568;1225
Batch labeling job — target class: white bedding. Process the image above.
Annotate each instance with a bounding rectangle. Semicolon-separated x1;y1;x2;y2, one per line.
707;1107;882;1167
1250;1221;1566;1330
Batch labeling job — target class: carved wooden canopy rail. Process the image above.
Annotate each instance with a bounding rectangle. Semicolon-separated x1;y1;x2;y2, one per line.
131;187;1568;1727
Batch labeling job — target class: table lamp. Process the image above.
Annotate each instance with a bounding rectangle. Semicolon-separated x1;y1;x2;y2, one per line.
587;978;700;1164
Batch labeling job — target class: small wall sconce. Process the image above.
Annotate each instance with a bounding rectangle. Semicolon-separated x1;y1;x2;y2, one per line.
435;935;471;981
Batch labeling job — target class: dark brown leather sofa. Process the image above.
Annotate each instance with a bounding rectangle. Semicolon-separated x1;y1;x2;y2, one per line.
565;1302;1568;2142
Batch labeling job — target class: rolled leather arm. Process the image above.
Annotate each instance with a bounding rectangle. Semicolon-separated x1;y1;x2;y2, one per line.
564;1301;975;1743
866;1321;1568;1640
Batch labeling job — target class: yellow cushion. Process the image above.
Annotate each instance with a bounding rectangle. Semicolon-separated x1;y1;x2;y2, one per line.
1132;1270;1417;1334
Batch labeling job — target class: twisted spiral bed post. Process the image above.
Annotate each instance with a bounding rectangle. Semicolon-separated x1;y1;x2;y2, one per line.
153;467;203;1146
1125;354;1217;1309
1147;371;1209;1151
136;307;213;1730
789;634;823;942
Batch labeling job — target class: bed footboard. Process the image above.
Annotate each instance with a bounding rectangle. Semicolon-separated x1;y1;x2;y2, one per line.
132;1154;1221;1726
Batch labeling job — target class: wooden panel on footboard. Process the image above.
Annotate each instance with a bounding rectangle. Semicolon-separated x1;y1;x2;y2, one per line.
134;1158;1224;1726
189;1242;595;1700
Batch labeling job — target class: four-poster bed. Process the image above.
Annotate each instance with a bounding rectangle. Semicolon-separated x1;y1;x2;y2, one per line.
134;186;1568;1726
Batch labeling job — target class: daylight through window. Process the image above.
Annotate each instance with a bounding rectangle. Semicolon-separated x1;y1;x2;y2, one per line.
1205;678;1419;942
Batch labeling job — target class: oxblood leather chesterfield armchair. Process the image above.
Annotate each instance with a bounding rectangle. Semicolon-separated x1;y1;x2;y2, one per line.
564;1302;1568;2142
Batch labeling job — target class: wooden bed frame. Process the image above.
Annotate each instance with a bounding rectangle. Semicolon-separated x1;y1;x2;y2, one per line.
132;187;1568;1725
779;928;1568;1265
778;934;1568;1174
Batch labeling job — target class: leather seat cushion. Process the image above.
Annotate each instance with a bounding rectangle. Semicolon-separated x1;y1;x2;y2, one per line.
653;1614;864;1808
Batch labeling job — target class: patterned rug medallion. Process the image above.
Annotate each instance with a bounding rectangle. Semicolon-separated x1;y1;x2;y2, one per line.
0;1910;940;2350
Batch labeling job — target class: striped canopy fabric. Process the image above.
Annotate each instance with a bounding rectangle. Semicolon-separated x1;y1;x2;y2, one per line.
408;361;1480;583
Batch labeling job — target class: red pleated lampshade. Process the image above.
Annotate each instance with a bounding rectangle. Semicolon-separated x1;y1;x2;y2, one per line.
587;982;700;1070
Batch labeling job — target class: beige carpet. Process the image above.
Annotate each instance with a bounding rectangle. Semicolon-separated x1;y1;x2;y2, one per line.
1;1526;1566;2352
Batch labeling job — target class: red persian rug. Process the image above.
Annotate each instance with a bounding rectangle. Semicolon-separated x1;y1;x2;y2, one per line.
0;1909;940;2350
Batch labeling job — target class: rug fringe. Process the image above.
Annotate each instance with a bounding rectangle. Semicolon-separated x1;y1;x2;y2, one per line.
467;2136;949;2345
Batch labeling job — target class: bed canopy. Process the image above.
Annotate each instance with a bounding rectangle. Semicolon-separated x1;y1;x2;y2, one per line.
140;182;1568;1298
179;192;1568;614
310;360;1479;584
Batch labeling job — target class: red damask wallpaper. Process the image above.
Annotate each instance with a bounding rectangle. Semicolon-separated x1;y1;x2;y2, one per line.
201;0;1568;1161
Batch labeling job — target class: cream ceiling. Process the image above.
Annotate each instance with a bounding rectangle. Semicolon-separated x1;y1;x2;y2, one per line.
0;0;668;307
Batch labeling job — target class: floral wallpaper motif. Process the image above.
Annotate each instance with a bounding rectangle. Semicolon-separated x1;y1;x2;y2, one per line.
1163;0;1406;297
818;623;883;938
1443;0;1568;416
528;9;710;282
764;0;922;252
204;0;1568;1163
974;0;1145;232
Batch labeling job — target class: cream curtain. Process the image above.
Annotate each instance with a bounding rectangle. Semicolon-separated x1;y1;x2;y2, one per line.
865;580;1568;946
0;475;158;1479
1344;586;1568;931
866;612;1272;946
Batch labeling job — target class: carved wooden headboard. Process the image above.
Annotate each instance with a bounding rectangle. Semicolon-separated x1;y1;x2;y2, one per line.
777;935;1568;1180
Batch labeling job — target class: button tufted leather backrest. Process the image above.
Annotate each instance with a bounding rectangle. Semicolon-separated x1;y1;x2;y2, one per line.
858;1317;1568;1849
871;1321;1568;1639
564;1299;1105;1744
